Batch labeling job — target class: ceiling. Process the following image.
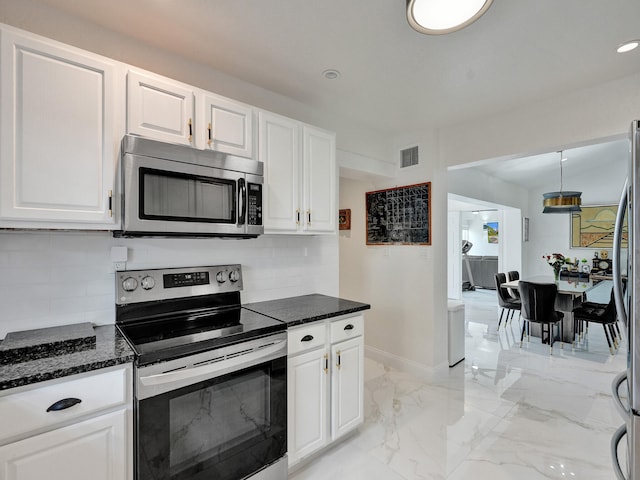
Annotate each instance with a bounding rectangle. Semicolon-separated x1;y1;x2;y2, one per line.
24;0;640;135
457;137;629;189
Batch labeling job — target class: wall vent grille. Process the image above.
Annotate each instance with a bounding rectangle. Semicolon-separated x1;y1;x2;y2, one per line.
400;146;419;168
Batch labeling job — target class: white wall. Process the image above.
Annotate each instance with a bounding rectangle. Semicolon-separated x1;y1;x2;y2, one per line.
461;211;500;257
340;128;449;376
0;232;338;339
523;154;627;277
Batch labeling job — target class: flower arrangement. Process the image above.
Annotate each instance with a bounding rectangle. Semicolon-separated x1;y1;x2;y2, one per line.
543;253;567;280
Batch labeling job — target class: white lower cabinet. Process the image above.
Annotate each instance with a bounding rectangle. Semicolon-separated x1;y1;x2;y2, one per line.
0;365;132;480
331;336;364;440
287;314;364;467
0;409;128;480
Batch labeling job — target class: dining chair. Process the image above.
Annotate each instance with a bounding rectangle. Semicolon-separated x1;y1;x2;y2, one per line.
506;270;520;300
494;273;521;329
572;289;619;355
518;280;564;355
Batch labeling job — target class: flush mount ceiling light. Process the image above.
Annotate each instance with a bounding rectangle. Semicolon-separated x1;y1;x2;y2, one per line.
406;0;493;35
617;40;640;53
542;151;582;214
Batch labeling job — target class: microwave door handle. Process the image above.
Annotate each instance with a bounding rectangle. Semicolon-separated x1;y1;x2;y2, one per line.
613;178;628;333
238;178;246;226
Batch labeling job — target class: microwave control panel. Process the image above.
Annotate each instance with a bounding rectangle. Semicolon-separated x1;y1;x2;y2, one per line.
247;183;263;226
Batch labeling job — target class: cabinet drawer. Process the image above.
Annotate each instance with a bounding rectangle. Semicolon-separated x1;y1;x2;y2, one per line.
330;315;364;344
0;365;130;445
288;323;327;356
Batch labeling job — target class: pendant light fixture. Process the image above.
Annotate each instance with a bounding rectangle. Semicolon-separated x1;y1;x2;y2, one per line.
542;151;582;213
406;0;493;35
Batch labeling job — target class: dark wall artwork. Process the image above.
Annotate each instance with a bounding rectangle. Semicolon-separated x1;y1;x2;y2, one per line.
365;182;431;245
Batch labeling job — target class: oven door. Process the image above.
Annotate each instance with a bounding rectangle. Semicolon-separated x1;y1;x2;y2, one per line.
121;152;252;236
134;334;287;480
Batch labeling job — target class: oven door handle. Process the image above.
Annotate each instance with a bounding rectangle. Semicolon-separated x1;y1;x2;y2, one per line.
139;339;286;388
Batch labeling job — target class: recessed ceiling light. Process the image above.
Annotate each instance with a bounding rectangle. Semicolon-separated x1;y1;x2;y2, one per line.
322;69;340;80
406;0;493;35
617;40;639;53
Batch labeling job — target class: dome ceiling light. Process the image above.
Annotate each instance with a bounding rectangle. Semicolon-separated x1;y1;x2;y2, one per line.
406;0;494;35
542;151;582;214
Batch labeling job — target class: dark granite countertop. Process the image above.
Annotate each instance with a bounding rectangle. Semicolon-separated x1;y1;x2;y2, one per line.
0;325;134;391
243;294;370;327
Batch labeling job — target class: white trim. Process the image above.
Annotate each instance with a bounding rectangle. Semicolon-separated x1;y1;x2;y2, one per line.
364;345;450;382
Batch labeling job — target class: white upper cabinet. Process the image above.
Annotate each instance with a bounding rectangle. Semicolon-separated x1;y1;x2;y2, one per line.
259;111;336;235
127;70;195;147
198;93;253;158
259;111;301;233
128;70;254;157
0;27;123;227
303;126;337;233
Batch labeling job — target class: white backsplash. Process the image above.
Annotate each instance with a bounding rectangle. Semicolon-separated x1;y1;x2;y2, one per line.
0;231;339;339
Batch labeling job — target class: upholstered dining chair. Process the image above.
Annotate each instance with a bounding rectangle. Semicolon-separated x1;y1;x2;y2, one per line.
518;280;564;355
506;270;520;300
572;289;619;355
494;273;521;329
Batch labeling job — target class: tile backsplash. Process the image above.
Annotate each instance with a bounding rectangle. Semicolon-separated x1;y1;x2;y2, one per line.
0;231;338;338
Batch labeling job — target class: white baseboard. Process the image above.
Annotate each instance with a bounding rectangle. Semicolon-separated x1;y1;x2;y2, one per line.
364;345;450;382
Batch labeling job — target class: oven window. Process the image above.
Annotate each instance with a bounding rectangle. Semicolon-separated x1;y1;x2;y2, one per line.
140;168;236;223
137;357;286;480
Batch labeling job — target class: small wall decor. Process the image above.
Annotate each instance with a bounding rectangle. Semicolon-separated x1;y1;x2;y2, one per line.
339;209;351;230
570;204;628;249
484;222;499;243
365;182;431;245
522;217;530;242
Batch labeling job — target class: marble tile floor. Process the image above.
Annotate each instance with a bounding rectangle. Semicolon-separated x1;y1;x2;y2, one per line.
289;288;628;480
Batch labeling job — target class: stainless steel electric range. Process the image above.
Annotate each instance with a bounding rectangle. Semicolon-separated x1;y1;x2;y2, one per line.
115;265;288;480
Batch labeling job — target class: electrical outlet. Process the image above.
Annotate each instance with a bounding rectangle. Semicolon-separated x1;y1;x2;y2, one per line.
113;262;126;271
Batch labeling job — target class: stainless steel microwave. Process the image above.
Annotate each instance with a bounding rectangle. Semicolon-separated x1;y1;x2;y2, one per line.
114;135;263;238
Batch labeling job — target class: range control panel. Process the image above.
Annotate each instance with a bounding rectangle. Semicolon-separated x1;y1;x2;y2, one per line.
116;265;243;305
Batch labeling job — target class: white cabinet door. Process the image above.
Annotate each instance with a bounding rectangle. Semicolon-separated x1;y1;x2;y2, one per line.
127;70;194;146
259;111;301;233
303;126;337;233
331;336;364;441
0;28;121;226
0;409;129;480
199;93;253;157
287;348;328;464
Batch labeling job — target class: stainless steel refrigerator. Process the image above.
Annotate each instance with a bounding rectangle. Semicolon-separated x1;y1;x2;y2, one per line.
611;119;640;479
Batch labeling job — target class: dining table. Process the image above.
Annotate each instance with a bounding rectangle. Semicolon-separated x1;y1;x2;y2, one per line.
501;275;608;344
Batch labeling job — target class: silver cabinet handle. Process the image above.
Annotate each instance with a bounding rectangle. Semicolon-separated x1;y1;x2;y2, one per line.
613;179;628;334
612;370;630;419
611;423;628;480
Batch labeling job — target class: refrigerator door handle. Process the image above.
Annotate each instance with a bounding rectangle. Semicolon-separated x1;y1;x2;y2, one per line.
612;370;631;419
611;423;628;480
613;178;628;333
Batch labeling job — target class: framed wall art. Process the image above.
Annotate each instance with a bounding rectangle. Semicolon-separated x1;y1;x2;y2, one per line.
570;204;628;249
484;222;499;243
365;182;431;245
339;209;351;230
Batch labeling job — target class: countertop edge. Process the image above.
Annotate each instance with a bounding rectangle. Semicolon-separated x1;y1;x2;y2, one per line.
0;355;134;391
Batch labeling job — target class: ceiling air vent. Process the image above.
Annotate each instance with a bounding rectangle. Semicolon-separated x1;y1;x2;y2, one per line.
400;146;419;168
